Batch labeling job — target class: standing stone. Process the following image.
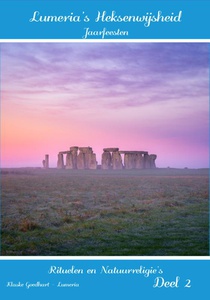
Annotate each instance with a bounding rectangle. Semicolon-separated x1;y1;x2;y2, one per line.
132;154;138;169
124;153;129;169
66;152;73;169
135;153;144;169
85;152;97;169
112;151;123;170
77;147;97;169
89;153;97;169
77;151;85;169
85;152;91;168
42;155;49;169
70;146;78;169
45;154;49;169
101;151;112;169
42;160;45;168
57;153;64;169
81;147;92;169
124;153;134;169
149;154;157;169
144;154;151;169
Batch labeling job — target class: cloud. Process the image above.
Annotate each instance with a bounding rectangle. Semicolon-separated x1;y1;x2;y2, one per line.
2;43;208;111
1;43;209;168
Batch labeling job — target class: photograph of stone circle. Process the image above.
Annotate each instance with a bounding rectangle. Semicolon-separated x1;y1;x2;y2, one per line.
1;43;209;256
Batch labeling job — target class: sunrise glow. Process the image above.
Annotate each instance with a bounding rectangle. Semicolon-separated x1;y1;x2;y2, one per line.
1;43;209;168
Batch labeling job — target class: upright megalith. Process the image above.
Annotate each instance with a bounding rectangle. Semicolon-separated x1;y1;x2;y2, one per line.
77;150;85;169
144;154;157;169
66;152;73;169
102;148;122;169
144;153;151;169
57;152;64;169
149;154;157;169
77;147;97;169
70;146;78;169
45;154;49;168
135;153;144;169
79;147;91;169
66;147;78;169
101;151;112;169
88;152;97;169
87;147;97;169
42;154;49;169
124;152;134;169
112;151;123;169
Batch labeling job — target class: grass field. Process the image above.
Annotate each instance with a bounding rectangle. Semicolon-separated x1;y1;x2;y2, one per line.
1;168;209;256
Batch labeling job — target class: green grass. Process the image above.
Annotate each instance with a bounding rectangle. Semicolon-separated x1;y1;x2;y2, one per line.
1;168;209;256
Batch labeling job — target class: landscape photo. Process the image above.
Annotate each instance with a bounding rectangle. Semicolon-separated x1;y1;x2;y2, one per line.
1;42;209;256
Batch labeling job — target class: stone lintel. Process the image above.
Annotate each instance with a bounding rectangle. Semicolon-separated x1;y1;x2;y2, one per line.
119;151;148;155
103;148;119;152
70;146;79;151
59;151;70;154
79;147;93;152
150;154;157;157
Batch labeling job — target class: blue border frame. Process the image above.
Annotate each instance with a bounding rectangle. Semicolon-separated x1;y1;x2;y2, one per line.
0;1;210;39
0;1;209;299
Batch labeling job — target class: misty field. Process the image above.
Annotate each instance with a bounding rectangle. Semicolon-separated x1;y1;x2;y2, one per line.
1;168;209;256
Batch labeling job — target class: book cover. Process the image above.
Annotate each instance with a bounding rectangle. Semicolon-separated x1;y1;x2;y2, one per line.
0;1;209;299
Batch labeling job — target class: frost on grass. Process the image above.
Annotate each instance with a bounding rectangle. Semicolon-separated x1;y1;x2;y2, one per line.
1;168;209;256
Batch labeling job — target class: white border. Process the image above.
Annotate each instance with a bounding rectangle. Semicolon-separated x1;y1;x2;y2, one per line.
0;39;210;43
0;256;209;260
1;39;209;262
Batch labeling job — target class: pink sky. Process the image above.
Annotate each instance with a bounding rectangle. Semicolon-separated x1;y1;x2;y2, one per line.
1;43;209;168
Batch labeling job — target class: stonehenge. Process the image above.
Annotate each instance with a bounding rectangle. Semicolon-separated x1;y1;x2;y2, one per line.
101;149;157;170
43;147;157;170
57;146;97;170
